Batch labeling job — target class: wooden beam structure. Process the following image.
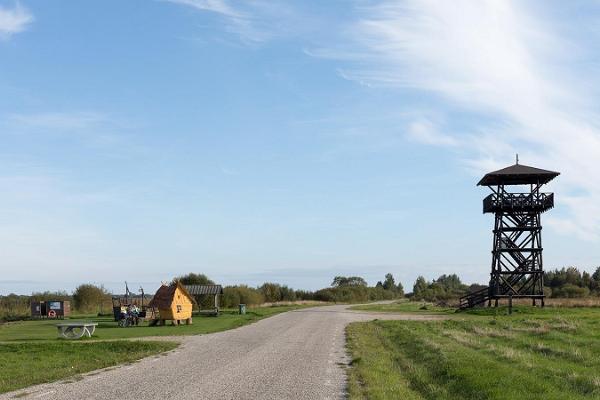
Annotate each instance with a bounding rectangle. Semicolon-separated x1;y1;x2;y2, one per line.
460;161;560;310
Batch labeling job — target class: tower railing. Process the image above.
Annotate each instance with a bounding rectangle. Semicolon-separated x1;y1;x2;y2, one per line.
483;192;554;213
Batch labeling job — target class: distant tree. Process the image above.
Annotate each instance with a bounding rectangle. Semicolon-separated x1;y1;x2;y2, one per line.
171;273;214;286
382;273;396;291
375;281;383;289
433;274;465;291
412;276;428;299
583;271;592;290
260;283;282;303
221;285;264;308
396;281;404;297
279;285;297;302
72;284;111;314
591;267;600;293
331;276;367;287
592;267;600;282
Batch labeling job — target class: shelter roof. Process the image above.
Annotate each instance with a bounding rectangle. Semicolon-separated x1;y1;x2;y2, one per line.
184;284;223;295
477;163;559;186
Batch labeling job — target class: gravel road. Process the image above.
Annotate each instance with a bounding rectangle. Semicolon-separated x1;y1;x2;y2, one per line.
5;305;445;400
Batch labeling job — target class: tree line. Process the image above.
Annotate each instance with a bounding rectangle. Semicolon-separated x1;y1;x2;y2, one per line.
174;272;404;308
410;266;600;302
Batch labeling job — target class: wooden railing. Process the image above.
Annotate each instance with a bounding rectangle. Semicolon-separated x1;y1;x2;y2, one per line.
483;192;554;213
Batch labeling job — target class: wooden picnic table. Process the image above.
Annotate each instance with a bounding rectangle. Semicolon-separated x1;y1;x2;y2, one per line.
56;322;98;339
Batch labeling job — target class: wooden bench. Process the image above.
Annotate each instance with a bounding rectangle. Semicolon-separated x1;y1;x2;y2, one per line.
56;322;98;339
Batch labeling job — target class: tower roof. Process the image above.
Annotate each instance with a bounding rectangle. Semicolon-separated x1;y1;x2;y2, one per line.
478;163;560;186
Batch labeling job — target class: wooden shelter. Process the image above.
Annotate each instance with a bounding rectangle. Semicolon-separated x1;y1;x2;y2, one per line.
184;284;223;315
148;281;195;325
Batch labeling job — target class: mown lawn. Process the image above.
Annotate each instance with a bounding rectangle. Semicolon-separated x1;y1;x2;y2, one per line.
0;340;177;394
0;305;311;342
347;306;600;400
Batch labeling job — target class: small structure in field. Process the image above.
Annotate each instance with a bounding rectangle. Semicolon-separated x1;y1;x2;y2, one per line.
184;284;223;316
31;300;71;319
148;281;195;325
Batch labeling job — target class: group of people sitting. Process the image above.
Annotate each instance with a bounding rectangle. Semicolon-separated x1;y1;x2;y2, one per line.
119;304;142;326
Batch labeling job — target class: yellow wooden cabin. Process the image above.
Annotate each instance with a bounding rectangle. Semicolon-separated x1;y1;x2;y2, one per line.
148;281;195;325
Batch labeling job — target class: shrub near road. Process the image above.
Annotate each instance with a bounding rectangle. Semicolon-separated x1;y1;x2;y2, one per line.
347;307;600;400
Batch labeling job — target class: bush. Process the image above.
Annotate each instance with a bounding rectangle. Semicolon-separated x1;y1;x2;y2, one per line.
72;284;111;314
552;284;590;298
221;285;264;308
259;283;297;302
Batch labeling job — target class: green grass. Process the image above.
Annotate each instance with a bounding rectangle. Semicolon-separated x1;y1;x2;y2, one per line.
0;305;311;342
350;300;453;314
0;340;177;394
347;306;600;400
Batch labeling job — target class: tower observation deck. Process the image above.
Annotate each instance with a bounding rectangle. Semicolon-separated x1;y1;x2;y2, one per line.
459;161;560;309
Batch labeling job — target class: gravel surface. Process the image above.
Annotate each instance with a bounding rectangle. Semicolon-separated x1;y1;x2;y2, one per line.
4;305;445;400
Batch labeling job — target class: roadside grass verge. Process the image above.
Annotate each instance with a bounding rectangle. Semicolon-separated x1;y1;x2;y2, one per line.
0;304;313;342
346;307;600;400
0;340;177;394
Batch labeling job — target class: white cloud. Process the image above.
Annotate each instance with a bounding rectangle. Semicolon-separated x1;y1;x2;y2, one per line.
407;119;458;147
0;3;33;38
315;0;600;240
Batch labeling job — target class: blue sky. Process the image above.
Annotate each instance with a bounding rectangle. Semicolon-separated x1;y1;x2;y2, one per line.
1;1;599;295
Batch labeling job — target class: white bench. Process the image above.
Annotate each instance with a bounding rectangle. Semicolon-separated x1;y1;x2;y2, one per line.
56;323;98;339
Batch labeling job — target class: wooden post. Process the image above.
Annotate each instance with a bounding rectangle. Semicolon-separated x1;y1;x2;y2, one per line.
508;295;513;315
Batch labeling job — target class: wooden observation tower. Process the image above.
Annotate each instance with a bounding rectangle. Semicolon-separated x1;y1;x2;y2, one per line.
460;158;559;309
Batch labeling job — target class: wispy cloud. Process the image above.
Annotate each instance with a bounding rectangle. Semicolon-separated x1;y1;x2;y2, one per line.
7;111;106;130
407;119;458;147
165;0;305;44
2;110;147;157
311;0;600;240
166;0;268;43
0;2;33;39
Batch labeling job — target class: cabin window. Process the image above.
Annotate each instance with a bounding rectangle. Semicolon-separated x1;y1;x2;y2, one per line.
177;305;182;313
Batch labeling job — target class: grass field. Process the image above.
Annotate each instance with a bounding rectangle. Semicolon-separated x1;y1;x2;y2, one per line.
350;300;453;313
0;340;177;394
0;305;311;342
346;304;600;400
